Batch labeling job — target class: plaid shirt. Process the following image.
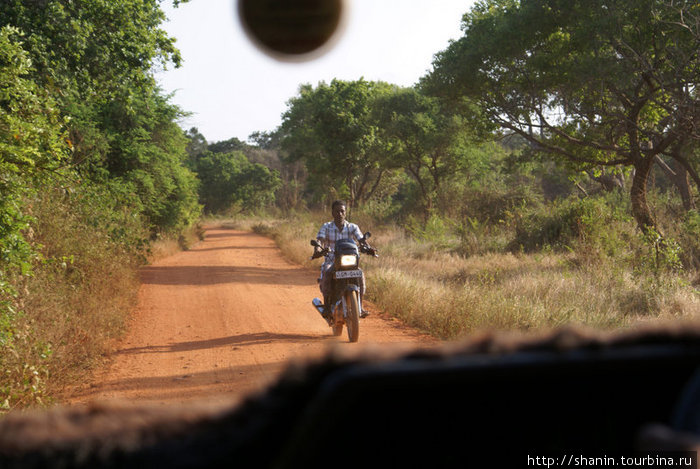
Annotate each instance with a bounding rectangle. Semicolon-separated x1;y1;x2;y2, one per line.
316;220;363;261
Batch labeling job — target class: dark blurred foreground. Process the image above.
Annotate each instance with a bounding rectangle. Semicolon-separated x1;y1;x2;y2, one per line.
2;324;700;468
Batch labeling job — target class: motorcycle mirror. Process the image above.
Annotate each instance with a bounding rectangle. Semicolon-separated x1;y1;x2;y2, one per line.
310;239;320;247
364;232;371;239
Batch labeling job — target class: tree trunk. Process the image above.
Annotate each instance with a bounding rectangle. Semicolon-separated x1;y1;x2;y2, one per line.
671;154;700;201
366;169;385;201
670;159;695;211
630;156;658;234
347;175;356;208
406;164;432;214
666;141;698;212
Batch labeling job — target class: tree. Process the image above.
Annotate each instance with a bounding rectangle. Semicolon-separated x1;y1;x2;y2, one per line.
248;130;306;211
249;130;280;150
0;27;68;179
424;0;700;233
0;26;67;277
280;79;396;207
194;151;280;213
0;1;199;409
374;87;488;212
1;0;182;105
184;127;209;168
105;91;201;232
0;0;201;233
208;137;248;155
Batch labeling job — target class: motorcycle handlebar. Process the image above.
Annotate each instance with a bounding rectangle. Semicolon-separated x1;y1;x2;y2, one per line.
358;242;379;258
309;241;329;260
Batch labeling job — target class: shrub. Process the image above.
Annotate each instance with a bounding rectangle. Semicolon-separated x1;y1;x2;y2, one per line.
509;193;633;258
404;214;459;251
671;210;700;270
0;180;146;410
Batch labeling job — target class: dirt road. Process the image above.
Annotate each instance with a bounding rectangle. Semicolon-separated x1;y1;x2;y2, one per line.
68;226;436;407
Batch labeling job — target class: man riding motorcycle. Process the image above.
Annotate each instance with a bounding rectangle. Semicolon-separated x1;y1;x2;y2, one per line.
315;200;376;322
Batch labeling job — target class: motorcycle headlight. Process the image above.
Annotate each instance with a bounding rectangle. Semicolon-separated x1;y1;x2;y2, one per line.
339;254;358;267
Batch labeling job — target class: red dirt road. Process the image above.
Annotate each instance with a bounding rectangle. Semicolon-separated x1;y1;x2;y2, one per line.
68;227;436;407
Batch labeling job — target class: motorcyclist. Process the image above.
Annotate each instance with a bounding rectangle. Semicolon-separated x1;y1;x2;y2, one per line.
315;200;373;320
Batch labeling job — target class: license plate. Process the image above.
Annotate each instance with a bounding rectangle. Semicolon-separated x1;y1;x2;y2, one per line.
335;270;362;279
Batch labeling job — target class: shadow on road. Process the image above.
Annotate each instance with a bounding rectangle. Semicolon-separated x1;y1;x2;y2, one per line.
69;362;285;401
190;245;277;253
199;230;260;239
140;265;315;286
116;332;332;355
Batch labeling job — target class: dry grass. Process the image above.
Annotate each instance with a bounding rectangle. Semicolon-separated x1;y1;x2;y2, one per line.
242;213;700;340
147;224;205;262
4;211;205;409
1;187;149;409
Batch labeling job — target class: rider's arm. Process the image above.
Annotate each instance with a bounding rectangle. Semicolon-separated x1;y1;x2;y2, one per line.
316;223;327;247
317;222;333;252
351;223;363;242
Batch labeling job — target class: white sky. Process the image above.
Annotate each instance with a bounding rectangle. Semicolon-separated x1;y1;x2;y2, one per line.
155;0;474;143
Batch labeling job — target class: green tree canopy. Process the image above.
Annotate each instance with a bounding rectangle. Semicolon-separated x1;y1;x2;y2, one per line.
424;0;700;233
280;79;396;207
1;0;181;104
193;151;280;213
0;27;68;184
1;0;201;233
0;26;68;278
374;87;489;212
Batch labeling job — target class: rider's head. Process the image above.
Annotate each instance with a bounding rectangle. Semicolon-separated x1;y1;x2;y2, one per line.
331;200;346;225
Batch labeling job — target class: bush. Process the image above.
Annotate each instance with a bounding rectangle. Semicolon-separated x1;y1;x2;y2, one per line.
0;180;146;410
509;193;633;258
0;3;202;411
404;214;459;251
670;210;700;270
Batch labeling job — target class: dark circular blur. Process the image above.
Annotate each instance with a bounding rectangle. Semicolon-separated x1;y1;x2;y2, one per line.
237;0;344;61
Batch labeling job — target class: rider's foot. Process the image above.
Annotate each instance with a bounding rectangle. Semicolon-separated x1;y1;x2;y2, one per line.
322;308;334;326
322;304;332;320
360;309;370;318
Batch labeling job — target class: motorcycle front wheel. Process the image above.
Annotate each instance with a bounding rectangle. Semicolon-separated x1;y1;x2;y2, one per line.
345;290;359;343
331;303;343;336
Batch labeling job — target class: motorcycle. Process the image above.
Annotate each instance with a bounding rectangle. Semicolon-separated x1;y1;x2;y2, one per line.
310;233;378;343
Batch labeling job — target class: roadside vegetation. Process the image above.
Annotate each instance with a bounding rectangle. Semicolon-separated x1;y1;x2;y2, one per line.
2;0;699;409
240;0;700;339
244;186;700;340
0;1;202;410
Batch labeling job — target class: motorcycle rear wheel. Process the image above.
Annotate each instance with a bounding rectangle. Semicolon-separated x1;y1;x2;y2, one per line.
345;290;360;343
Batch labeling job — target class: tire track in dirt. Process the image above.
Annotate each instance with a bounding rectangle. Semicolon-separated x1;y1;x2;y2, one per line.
67;226;436;407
